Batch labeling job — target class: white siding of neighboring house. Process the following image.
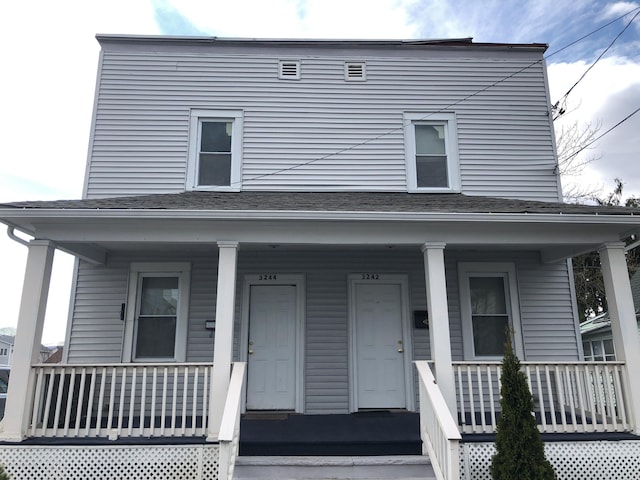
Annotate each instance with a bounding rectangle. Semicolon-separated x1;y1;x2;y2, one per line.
84;43;559;201
66;248;578;413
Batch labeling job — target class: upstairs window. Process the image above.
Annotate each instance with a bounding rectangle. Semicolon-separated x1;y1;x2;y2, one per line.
404;112;460;192
187;110;243;191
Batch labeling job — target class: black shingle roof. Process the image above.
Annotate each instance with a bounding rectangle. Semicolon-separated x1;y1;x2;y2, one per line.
2;192;639;216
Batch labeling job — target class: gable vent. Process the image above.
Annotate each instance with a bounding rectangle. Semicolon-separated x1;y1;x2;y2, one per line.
345;62;366;81
279;60;300;80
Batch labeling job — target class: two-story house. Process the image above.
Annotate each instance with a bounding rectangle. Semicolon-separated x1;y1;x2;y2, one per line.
0;35;639;480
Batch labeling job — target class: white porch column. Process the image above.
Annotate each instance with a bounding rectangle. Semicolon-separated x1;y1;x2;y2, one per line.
421;242;456;416
0;240;55;441
599;242;640;433
208;241;239;441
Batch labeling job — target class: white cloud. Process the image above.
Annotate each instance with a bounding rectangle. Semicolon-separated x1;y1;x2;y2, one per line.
165;0;417;38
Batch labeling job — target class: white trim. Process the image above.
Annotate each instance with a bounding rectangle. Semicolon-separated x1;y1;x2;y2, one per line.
122;262;191;363
347;273;415;412
403;112;461;193
4;208;640;225
239;274;305;413
458;262;524;360
186;109;243;191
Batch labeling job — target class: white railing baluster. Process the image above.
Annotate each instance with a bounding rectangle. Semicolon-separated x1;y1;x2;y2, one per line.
161;367;168;434
128;368;137;436
455;366;466;433
171;366;178;435
85;368;97;437
74;369;87;437
487;365;496;431
182;366;189;435
140;367;147;437
192;367;199;436
117;367;126;436
476;365;486;432
466;365;476;432
30;368;45;437
151;367;158;435
612;365;628;429
544;365;557;432
62;367;76;436
106;367;117;432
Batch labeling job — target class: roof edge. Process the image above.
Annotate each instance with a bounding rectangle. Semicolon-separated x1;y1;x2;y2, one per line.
95;34;548;51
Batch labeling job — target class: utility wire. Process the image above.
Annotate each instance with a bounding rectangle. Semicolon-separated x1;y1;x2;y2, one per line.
231;6;640;187
552;8;640;120
562;106;640;161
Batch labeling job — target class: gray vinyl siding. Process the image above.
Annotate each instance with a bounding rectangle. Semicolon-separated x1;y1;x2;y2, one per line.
86;46;559;200
66;247;579;412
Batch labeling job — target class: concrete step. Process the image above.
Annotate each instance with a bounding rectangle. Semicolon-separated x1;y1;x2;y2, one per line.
234;455;436;480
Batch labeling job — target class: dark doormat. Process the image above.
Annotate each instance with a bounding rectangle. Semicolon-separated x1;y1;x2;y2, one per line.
239;411;421;456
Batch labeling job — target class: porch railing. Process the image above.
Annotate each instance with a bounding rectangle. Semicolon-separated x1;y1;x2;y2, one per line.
29;363;213;438
218;362;246;480
415;361;461;480
453;361;632;434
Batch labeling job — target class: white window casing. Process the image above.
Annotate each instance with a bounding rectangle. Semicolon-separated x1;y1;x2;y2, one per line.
123;262;191;363
403;112;461;193
458;262;524;360
186;109;243;191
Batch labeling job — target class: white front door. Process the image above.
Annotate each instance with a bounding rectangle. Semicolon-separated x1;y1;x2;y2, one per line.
354;282;407;409
246;284;297;410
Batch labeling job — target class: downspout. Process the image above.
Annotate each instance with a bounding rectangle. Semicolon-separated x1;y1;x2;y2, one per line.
6;226;32;247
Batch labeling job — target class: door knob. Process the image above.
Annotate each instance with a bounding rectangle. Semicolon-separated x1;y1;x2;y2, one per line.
249;349;254;355
398;348;404;353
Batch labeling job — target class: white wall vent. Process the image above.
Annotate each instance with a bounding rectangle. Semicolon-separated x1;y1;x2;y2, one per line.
279;60;300;80
345;62;366;81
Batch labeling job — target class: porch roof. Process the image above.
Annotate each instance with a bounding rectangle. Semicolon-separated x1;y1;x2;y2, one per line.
2;191;639;216
1;192;639;265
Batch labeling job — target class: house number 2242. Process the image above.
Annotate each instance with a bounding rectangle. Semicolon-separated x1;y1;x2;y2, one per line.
361;273;380;280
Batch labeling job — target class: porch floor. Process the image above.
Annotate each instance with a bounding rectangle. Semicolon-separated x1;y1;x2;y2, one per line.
239;411;421;456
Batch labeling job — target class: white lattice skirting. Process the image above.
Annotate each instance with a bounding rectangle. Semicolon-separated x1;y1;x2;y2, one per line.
0;444;220;480
461;441;640;480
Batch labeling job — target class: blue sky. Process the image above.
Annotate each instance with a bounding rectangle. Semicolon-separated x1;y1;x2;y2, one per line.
0;0;639;343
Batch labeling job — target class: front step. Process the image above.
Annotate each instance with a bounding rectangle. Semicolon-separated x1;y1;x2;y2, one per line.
234;455;436;480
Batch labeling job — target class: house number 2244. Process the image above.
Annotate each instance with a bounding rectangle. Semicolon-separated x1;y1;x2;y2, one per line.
258;274;277;280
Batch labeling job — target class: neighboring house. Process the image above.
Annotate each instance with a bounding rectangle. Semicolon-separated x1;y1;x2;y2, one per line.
0;335;13;366
581;270;640;361
0;335;51;366
0;36;640;480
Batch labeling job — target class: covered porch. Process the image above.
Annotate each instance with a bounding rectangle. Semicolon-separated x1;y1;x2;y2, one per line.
1;192;640;479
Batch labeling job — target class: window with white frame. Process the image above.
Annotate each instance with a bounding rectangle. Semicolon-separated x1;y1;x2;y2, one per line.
186;109;243;190
403;112;460;192
459;263;524;359
123;263;191;362
583;338;616;361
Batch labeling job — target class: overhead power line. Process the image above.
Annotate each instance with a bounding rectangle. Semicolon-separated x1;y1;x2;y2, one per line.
552;8;640;120
562;106;640;162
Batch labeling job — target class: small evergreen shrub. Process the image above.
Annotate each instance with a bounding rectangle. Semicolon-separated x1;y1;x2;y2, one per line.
490;330;555;480
0;463;9;480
